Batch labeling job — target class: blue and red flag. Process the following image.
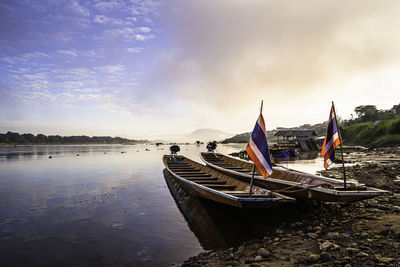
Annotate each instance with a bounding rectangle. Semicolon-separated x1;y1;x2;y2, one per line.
320;105;342;169
246;113;273;178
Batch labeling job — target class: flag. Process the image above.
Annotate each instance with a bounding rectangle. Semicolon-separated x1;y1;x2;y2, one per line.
246;113;273;178
320;105;342;169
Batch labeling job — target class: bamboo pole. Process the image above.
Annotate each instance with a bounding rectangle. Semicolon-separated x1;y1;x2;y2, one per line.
331;101;347;189
249;100;264;196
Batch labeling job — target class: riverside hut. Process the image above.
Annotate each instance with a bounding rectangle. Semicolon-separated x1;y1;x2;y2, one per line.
274;130;318;151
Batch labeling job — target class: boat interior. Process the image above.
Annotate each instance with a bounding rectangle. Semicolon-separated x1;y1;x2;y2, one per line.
165;155;278;198
201;153;366;191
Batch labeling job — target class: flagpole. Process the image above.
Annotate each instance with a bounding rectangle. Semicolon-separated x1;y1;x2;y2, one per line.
331;101;347;189
249;100;264;197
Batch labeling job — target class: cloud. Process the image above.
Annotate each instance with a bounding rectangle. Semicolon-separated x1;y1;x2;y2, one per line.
93;15;124;25
148;0;400;112
127;47;143;53
99;27;153;41
69;0;90;17
57;49;78;57
94;0;124;11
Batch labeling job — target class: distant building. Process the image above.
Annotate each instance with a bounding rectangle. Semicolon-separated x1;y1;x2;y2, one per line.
274;130;318;151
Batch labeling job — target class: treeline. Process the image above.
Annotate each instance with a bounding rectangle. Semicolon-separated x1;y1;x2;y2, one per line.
0;132;148;145
344;104;400;126
341;103;400;146
221;123;327;144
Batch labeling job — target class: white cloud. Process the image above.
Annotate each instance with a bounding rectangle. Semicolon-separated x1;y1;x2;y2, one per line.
94;0;124;11
96;64;125;74
100;27;153;41
69;0;90;17
57;49;78;57
93;15;123;25
127;47;143;53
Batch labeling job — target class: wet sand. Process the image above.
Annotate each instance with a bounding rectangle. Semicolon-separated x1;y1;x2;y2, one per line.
181;146;400;266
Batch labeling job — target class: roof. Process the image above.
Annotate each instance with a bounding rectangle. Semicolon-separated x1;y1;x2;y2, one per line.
274;130;317;137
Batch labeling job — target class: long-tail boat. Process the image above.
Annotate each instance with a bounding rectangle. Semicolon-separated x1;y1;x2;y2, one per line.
162;154;295;209
200;152;388;203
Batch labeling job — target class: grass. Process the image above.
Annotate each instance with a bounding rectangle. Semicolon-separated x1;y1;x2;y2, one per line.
342;117;400;146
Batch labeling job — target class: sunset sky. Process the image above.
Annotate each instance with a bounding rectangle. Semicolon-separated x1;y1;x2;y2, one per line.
1;0;399;140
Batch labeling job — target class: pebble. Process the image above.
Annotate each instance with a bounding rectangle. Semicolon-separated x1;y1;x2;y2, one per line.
375;254;395;263
257;248;270;258
320;251;331;261
254;255;262;262
356;252;369;257
308;254;320;262
307;233;318;239
320;241;333;250
327;232;339;238
346;247;360;253
314;226;322;233
237;246;245;254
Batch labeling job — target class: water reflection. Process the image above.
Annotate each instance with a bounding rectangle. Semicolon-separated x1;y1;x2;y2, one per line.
164;169;305;250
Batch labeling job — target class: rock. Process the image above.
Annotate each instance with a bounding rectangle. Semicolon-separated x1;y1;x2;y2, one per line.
292;222;303;227
320;252;331;261
314;226;322;233
320;241;333;250
346;247;360;253
254;255;262;262
307;233;318;239
237;245;245;254
276;229;284;234
308;254;320;262
244;249;256;257
375;254;395;263
273;237;279;242
248;242;262;250
344;264;352;267
327;232;339;238
257;248;270;258
224;260;240;266
249;263;260;267
356;252;369;257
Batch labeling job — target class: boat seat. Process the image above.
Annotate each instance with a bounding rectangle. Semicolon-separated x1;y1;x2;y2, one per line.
187;177;218;181
204;184;236;190
195;180;226;185
180;174;212;177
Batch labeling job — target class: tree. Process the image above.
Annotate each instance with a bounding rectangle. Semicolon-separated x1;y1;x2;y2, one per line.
354;105;378;121
22;133;35;143
35;134;47;144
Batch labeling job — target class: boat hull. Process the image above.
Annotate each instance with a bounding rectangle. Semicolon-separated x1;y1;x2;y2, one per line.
200;152;388;203
163;155;295;209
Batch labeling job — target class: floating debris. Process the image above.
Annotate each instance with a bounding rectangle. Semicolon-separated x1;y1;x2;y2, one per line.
49;156;52;159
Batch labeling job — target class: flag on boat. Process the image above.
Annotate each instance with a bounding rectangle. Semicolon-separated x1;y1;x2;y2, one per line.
320;105;342;169
246;113;273;178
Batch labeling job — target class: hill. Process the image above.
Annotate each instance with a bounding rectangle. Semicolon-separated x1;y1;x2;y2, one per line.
185;128;231;142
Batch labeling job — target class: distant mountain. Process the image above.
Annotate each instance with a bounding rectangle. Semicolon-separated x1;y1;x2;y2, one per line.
185;128;231;142
221;132;251;143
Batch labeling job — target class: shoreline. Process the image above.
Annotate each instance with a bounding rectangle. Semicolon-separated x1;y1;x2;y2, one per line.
180;146;400;266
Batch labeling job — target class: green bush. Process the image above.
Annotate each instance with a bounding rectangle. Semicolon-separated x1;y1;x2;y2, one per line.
342;118;400;146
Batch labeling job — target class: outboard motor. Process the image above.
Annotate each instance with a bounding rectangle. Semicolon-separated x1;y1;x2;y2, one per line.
206;141;217;152
169;145;180;155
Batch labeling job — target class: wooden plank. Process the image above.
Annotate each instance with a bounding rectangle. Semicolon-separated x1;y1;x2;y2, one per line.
203;184;236;190
194;180;226;185
186;177;218;181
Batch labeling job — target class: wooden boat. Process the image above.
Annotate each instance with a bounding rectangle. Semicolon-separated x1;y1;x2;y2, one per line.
200;152;389;203
162;155;295;209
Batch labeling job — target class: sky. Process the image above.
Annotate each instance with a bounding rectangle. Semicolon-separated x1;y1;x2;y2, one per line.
1;0;400;140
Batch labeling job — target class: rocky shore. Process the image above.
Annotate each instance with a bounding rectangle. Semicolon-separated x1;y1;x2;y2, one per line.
180;147;400;267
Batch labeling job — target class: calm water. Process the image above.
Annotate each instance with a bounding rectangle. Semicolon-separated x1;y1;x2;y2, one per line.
0;144;324;266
